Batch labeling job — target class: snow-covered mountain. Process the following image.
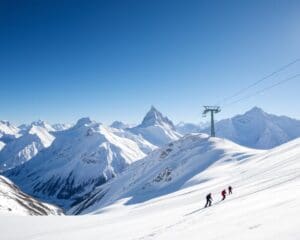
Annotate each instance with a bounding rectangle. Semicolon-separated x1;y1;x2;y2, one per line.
19;120;56;133
110;121;133;130
0;175;62;216
0;125;55;171
128;106;182;147
176;121;209;135
51;123;72;131
0;121;20;141
31;120;56;132
19;120;72;133
70;133;260;214
210;107;300;149
4;118;151;210
0;120;19;136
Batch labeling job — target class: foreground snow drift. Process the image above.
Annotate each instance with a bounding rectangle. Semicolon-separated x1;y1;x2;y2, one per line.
0;176;62;216
1;136;300;240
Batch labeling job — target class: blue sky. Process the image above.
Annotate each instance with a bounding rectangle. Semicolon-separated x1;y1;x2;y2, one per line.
1;0;300;125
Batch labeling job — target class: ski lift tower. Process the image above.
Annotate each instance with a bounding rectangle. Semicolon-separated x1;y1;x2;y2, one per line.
203;106;221;137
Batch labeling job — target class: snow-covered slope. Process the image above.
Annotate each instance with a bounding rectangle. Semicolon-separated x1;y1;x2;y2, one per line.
209;107;300;149
2;136;299;240
0;175;62;216
4;118;149;210
129;106;182;147
71;134;259;214
0;125;55;171
110;127;157;154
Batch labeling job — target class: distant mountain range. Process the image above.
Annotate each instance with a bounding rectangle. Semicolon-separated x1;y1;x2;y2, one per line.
1;107;181;210
210;107;300;149
176;107;300;150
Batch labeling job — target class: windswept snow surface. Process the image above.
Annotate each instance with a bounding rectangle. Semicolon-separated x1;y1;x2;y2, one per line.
0;175;62;216
1;136;300;239
0;125;55;171
209;107;300;149
129;106;182;147
4;118;149;210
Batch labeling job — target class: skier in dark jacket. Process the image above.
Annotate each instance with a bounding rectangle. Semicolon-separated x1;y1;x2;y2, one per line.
205;193;213;208
228;186;232;195
221;189;227;200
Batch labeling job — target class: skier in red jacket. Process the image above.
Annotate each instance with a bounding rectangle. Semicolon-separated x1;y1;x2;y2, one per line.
221;189;227;201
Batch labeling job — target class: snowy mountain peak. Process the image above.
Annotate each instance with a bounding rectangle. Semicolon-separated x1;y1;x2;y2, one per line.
127;107;181;147
140;106;175;129
0;120;19;137
110;121;129;129
244;106;266;116
31;120;55;132
51;123;72;131
0;120;12;126
74;117;94;127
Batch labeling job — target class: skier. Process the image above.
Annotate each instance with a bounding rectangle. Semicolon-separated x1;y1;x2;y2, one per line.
205;193;213;208
221;189;227;201
228;186;232;195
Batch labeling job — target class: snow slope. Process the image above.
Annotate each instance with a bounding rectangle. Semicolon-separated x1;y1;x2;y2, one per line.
209;107;300;149
0;175;62;216
1;136;299;240
129;106;182;147
4;118;149;210
70;134;259;214
0;125;55;171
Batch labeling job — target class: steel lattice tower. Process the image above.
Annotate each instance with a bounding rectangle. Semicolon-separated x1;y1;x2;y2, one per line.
203;106;221;137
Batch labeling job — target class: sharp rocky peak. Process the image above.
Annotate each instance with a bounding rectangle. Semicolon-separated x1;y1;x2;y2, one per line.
140;106;175;128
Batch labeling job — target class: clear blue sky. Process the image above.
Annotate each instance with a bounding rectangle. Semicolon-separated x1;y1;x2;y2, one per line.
1;0;300;125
